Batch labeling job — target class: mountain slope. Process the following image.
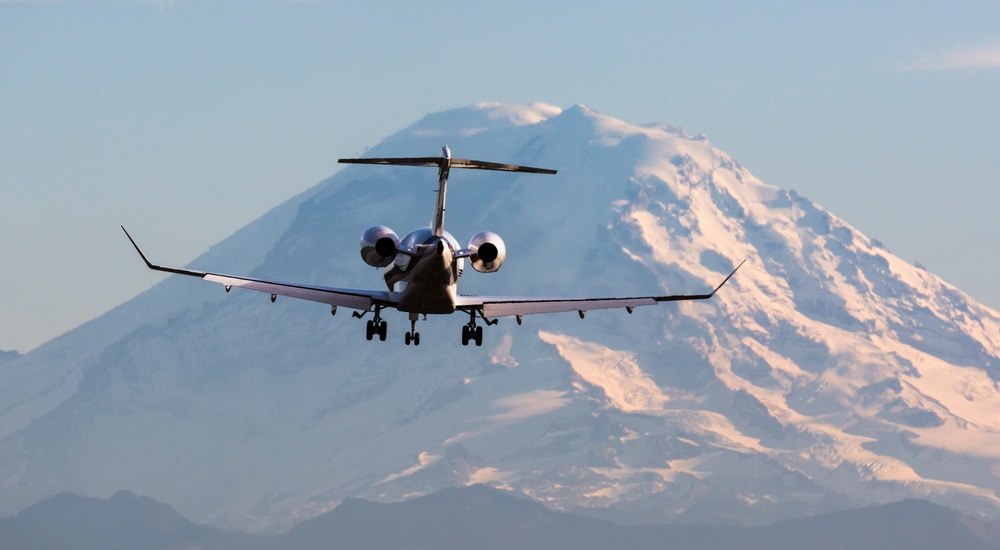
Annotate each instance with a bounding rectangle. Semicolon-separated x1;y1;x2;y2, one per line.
0;103;998;532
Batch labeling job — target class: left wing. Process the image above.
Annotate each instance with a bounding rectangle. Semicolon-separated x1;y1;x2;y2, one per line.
122;226;396;312
455;260;745;319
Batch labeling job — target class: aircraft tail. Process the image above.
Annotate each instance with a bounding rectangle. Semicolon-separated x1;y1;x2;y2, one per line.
339;146;556;236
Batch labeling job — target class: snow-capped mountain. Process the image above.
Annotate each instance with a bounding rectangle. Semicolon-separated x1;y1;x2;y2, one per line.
1;103;998;532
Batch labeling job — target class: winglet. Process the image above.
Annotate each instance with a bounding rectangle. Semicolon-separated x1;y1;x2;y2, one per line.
122;225;155;270
709;258;746;297
654;259;746;303
121;226;207;278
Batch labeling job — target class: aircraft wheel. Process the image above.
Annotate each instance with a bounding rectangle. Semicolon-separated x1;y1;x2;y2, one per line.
378;320;388;341
461;326;470;346
414;333;420;346
405;332;412;346
474;326;483;347
365;320;374;341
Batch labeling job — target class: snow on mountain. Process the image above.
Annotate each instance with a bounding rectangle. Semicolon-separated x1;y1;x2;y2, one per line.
1;103;998;532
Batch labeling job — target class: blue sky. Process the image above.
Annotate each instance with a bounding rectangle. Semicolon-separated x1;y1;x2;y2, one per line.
2;0;999;352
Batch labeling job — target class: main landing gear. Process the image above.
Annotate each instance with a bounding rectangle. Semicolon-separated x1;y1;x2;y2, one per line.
359;305;388;342
355;307;495;347
366;319;387;341
462;310;484;347
462;324;483;346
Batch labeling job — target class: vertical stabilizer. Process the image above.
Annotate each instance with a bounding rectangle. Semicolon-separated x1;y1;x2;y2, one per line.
433;146;452;236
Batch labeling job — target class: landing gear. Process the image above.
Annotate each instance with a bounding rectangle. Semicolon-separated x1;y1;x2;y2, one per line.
405;312;420;346
354;307;499;347
361;305;388;342
461;310;484;347
461;325;483;346
365;319;387;341
404;331;420;346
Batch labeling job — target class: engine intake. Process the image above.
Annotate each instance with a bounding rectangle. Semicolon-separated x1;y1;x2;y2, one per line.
360;226;399;267
468;231;506;273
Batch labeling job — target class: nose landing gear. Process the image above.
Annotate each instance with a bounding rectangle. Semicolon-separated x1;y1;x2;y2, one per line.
405;312;421;346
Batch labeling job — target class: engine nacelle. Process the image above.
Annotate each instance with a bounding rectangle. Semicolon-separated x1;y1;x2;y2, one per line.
468;231;506;273
360;225;399;268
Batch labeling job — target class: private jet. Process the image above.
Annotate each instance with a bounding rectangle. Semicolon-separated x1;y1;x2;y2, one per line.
124;146;743;346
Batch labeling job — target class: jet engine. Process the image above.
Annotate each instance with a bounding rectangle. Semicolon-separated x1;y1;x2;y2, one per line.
360;225;399;268
468;231;506;273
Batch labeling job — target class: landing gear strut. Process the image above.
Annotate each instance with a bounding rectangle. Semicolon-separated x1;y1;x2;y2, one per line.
405;312;420;346
361;305;387;342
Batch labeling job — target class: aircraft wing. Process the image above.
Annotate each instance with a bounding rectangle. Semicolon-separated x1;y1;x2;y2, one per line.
455;260;745;319
122;227;395;312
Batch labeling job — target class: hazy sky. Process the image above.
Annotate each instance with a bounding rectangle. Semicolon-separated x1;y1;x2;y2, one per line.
2;0;999;352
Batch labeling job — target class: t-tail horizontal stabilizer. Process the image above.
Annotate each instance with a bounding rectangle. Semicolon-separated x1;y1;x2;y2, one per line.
338;146;557;175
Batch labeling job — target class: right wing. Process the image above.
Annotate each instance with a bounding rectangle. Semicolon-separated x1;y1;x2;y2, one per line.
121;226;395;312
456;260;745;319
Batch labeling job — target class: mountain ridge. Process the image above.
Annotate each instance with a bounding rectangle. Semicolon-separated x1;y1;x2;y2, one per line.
4;486;1000;550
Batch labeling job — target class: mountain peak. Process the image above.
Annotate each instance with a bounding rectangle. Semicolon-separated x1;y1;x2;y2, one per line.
398;102;562;144
472;101;563;126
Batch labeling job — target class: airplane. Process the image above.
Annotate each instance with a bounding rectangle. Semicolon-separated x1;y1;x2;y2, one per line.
123;146;744;347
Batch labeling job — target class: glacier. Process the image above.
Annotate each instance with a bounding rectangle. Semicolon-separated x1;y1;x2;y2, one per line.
1;102;998;532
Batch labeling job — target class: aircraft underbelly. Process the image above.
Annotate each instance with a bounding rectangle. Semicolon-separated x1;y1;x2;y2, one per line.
397;281;456;314
390;232;459;314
